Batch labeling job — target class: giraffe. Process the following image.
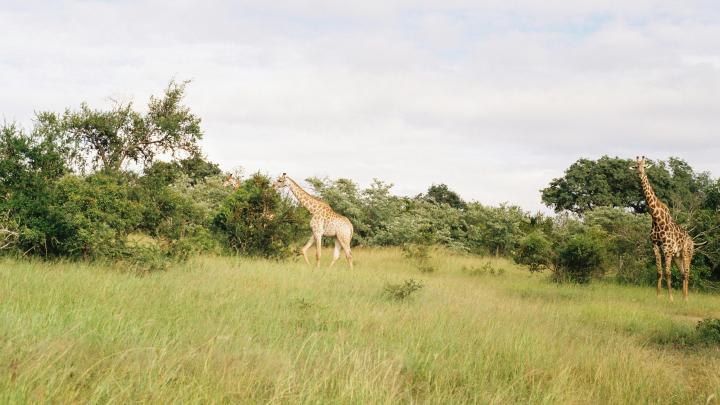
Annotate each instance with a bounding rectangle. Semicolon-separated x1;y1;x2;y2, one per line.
633;156;694;301
222;173;242;189
273;173;354;269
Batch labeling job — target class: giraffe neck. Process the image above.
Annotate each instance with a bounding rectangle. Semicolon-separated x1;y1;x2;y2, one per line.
286;178;325;215
638;169;664;220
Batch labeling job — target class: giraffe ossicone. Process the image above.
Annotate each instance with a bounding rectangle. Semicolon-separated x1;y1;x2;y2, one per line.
273;173;354;269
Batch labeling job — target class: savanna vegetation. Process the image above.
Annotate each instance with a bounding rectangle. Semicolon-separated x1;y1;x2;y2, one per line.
1;251;719;404
2;81;720;403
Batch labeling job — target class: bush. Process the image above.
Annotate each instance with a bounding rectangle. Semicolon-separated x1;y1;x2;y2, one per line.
116;244;169;274
39;173;141;258
695;318;720;345
555;233;604;283
584;207;653;284
515;231;553;272
401;243;436;273
383;279;424;301
213;173;306;258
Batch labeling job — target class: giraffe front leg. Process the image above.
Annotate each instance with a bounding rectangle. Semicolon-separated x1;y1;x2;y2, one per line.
301;235;315;266
664;253;674;302
653;245;663;297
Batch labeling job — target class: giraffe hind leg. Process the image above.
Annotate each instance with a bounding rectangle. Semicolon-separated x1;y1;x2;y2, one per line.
329;238;341;268
338;234;353;270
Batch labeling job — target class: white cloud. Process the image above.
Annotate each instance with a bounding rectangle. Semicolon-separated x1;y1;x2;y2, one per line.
1;1;719;211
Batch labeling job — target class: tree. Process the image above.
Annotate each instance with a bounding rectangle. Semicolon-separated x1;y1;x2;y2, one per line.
0;124;70;255
213;173;306;258
541;156;710;215
423;183;467;209
541;156;642;215
34;80;203;172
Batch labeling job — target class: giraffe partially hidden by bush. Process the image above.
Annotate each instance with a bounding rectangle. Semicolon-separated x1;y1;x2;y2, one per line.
633;156;695;301
273;173;353;269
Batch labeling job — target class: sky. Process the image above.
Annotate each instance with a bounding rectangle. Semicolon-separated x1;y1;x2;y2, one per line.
1;0;719;212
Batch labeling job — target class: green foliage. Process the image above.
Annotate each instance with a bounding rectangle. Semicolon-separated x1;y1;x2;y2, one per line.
213;173;306;258
116;244;169;274
401;243;435;273
583;207;653;284
34;80;203;172
695;318;720;345
541;156;711;215
383;279;424;301
463;203;528;256
46;173;142;258
555;232;605;284
542;156;643;215
422;183;467;209
307;177;406;245
515;231;553;272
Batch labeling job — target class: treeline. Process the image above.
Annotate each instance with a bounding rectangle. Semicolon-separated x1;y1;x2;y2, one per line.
1;82;719;285
306;168;720;286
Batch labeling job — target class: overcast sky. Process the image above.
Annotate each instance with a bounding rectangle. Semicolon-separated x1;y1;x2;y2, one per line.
2;1;719;211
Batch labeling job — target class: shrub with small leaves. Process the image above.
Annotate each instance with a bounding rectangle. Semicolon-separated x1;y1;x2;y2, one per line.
515;231;553;273
383;279;424;301
402;243;436;273
695;318;720;345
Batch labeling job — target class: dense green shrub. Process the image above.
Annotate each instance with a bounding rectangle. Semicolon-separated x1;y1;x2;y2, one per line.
213;173;306;258
515;231;554;272
555;233;605;283
584;207;653;283
47;173;142;258
695;318;720;345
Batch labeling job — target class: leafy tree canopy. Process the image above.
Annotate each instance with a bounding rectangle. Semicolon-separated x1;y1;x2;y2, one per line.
422;183;467;209
34;80;202;172
541;156;712;215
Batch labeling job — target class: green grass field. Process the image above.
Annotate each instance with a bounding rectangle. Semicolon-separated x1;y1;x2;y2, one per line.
1;248;719;404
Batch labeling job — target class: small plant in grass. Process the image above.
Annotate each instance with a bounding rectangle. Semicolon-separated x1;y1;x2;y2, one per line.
695;318;720;345
116;245;169;274
383;279;424;301
462;262;505;277
402;243;436;273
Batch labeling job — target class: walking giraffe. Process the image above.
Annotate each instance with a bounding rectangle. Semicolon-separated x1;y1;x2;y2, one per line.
273;173;353;269
633;156;694;301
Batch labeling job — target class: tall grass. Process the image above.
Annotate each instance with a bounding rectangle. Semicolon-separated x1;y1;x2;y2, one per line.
0;248;719;404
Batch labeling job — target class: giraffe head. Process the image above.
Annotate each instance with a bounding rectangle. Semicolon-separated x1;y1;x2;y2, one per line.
273;173;289;191
630;156;652;174
223;174;240;189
